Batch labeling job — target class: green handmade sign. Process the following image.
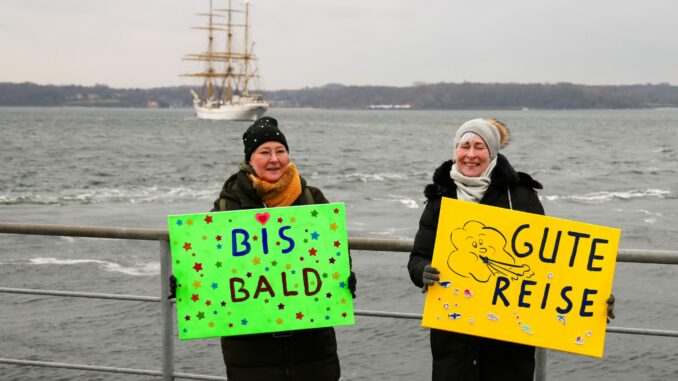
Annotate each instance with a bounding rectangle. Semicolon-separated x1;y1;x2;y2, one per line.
167;203;354;340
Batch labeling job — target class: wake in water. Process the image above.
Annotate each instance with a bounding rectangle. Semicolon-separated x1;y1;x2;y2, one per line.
543;188;671;203
27;257;159;276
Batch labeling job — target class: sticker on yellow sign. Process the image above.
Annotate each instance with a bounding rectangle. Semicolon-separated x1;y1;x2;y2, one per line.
422;198;620;358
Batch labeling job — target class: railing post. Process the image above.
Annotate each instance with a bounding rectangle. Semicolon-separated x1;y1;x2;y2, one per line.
159;240;175;381
534;348;547;381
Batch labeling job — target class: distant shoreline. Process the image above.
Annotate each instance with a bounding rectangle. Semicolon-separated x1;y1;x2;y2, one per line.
2;81;678;110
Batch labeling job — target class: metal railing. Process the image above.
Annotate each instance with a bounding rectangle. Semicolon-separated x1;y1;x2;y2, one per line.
1;222;677;381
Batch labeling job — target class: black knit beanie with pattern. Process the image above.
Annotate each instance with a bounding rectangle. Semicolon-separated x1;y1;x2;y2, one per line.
242;116;289;162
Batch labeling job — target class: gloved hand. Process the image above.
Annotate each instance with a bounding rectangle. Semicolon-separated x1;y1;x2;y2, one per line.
607;294;615;322
168;275;177;300
348;271;357;299
421;264;440;293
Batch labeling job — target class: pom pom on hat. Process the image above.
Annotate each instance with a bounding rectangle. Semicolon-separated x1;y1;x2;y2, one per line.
242;116;289;161
486;118;510;148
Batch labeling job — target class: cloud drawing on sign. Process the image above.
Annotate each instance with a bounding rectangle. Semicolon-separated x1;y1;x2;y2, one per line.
447;220;534;283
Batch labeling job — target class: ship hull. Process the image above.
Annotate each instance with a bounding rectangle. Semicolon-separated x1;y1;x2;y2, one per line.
194;101;269;121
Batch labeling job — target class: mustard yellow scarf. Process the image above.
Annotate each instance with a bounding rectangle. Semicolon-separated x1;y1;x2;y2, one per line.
248;163;302;207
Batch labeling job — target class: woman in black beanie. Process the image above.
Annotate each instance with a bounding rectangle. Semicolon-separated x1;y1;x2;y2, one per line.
211;116;356;381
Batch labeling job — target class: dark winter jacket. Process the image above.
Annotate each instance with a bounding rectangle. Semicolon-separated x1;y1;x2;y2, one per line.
408;154;544;381
212;167;340;381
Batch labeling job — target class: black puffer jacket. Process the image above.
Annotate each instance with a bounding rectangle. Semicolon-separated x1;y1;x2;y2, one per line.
212;166;340;381
408;154;544;381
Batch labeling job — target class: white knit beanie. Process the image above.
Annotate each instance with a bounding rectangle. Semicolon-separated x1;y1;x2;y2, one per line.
454;118;501;160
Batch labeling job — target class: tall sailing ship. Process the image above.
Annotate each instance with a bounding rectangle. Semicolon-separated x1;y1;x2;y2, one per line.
182;0;268;121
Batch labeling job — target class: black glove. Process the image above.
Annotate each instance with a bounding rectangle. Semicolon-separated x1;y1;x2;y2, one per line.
607;294;616;322
421;264;440;293
348;271;357;299
168;275;177;299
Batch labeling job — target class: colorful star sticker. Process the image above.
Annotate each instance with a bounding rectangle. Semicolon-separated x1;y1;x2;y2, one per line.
193;262;203;272
276;318;284;325
271;260;278;267
285;264;292;270
296;312;304;320
205;300;212;306
339;281;345;287
193;280;201;289
311;210;318;217
334;241;341;248
176;219;183;226
216;235;222;241
215;261;222;268
329;258;336;264
241;319;248;326
221;301;227;307
329;222;338;231
209;321;215;328
277;217;283;223
183;242;192;251
246;272;253;278
184;315;191;321
290;217;296;223
231;268;238;274
309;248;317;256
202;235;208;241
326;292;332;298
278;303;285;310
299;256;305;261
342;312;347;318
332;272;340;280
211;282;218;289
252;257;261;265
334;208;340;214
187;219;194;226
216;243;222;249
197;312;205;320
253;235;258;241
311;231;320;240
204;215;213;224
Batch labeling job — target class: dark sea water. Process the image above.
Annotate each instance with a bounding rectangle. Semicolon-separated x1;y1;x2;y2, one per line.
1;107;677;380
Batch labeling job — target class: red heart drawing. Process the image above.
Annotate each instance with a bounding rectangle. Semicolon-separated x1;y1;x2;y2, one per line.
255;212;270;226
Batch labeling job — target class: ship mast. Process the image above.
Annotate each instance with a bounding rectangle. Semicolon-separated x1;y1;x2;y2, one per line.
181;0;263;105
242;0;250;97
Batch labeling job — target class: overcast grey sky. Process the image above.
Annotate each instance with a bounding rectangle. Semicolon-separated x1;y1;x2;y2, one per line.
2;0;677;90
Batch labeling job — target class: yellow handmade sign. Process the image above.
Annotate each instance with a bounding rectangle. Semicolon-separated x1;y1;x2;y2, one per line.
422;198;620;357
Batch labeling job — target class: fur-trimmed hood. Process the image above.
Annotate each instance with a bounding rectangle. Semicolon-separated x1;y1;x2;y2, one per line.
424;154;542;201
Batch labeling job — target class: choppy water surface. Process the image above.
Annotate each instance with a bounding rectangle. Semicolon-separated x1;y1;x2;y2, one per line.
1;107;677;380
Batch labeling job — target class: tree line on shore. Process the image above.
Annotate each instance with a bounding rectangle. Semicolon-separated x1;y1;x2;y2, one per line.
1;81;677;109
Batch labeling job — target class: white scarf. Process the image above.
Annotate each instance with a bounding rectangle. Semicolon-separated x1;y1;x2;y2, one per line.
450;158;497;203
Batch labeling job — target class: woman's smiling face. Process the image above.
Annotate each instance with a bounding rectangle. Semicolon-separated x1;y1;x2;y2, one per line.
249;141;289;182
455;133;490;177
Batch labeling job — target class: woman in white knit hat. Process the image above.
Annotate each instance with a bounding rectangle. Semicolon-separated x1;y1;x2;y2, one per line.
408;118;543;380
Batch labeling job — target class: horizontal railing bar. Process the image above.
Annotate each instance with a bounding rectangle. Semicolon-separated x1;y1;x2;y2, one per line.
0;222;168;241
355;309;422;320
616;248;678;264
0;358;229;380
1;222;677;264
174;372;228;381
0;287;160;302
606;326;678;338
0;358;161;377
